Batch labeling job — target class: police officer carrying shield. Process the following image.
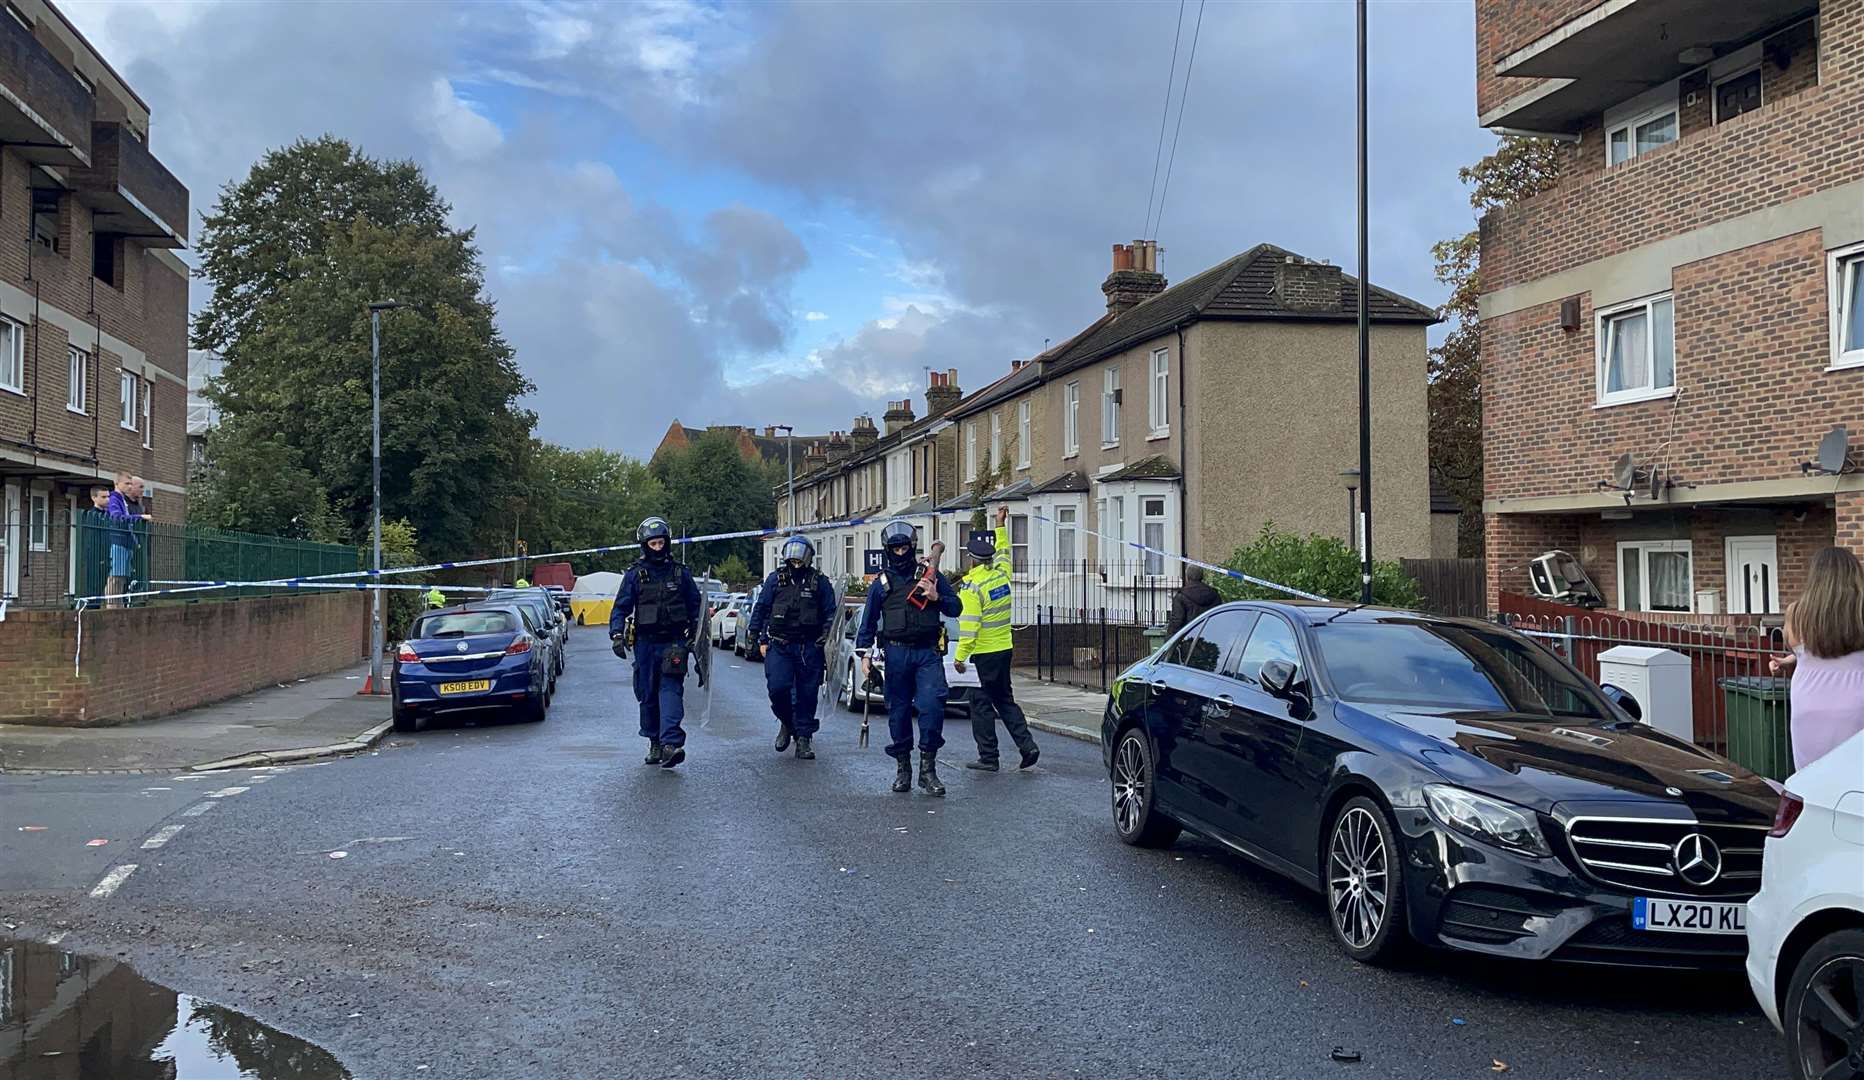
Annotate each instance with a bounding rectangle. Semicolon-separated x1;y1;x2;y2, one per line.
746;535;838;760
855;519;962;795
610;517;702;768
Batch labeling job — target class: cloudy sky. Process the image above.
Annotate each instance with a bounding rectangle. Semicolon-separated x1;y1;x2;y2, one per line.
67;0;1494;458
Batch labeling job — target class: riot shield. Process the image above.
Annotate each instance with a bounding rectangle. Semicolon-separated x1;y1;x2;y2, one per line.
818;587;855;716
694;604;713;689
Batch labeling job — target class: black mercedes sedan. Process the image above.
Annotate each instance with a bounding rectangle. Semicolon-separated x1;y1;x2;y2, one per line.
1099;601;1779;969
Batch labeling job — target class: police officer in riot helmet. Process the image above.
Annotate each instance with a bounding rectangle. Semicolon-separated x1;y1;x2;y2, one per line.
609;517;703;768
745;535;838;760
854;519;962;795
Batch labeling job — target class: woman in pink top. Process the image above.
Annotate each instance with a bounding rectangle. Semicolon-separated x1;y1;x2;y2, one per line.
1771;547;1864;771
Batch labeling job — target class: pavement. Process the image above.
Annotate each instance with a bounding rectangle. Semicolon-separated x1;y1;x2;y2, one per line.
1009;671;1105;744
0;663;391;774
0;627;1790;1080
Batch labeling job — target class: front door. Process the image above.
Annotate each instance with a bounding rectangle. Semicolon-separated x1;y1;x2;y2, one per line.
1725;535;1780;615
1;481;19;600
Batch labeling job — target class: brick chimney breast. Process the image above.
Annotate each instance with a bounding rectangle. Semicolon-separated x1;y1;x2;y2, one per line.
1102;239;1167;315
1275;256;1343;312
924;369;963;418
850;415;878;449
883;399;916;436
825;430;852;463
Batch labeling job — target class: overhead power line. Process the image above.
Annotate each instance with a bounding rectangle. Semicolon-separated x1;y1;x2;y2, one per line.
1151;0;1206;242
1141;0;1187;240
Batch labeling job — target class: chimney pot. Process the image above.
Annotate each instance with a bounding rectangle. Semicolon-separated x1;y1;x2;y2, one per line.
1102;240;1168;315
924;370;964;419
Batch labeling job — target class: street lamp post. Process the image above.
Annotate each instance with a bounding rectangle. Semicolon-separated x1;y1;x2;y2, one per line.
366;300;401;695
1354;0;1374;604
1340;468;1361;551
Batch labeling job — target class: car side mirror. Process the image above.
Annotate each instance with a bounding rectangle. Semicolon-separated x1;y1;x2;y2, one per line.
1601;684;1642;721
1260;659;1301;698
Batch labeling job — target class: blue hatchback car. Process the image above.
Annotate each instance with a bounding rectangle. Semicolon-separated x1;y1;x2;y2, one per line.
392;606;550;732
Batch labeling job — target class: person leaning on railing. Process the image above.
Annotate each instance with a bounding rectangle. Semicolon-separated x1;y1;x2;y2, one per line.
104;474;153;609
1770;546;1864;771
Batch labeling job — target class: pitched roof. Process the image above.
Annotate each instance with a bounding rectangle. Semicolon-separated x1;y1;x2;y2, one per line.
1045;244;1437;380
949;314;1115;420
986;477;1036;502
1034;470;1091;494
1098;455;1182;482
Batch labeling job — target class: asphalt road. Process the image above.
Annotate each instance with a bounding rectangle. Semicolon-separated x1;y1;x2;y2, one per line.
1;627;1789;1079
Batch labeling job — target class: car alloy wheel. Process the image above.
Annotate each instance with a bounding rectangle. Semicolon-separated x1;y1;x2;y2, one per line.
1110;731;1179;848
1327;798;1404;962
1786;929;1864;1080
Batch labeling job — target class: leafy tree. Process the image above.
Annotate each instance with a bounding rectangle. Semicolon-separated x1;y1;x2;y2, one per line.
651;430;775;570
1213;524;1422;609
188;416;344;542
512;441;666;576
715;554;754;588
195;137;534;559
363;518;425;641
1430;136;1560;557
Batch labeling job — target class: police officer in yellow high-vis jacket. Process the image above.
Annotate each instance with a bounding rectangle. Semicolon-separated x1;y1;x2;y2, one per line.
955;504;1040;771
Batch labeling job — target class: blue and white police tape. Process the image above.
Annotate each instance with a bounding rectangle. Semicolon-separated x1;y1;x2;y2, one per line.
1020;509;1329;604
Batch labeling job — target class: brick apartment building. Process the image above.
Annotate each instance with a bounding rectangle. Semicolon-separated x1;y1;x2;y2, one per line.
1477;0;1863;617
767;240;1446;588
0;0;189;607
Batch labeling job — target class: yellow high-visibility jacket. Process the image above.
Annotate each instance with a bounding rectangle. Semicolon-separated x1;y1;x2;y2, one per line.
956;525;1014;662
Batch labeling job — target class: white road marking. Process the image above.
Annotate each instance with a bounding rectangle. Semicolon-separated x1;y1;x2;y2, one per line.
141;825;185;850
141;786;172;793
88;864;138;899
205;786;249;799
180;803;216;817
170;775;208;782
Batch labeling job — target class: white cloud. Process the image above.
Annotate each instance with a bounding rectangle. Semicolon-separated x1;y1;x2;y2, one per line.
425;78;504;160
804;311;828;322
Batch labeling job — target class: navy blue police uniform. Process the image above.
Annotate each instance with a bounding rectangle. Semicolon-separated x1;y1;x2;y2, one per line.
856;526;961;795
610;532;702;767
746;557;838;757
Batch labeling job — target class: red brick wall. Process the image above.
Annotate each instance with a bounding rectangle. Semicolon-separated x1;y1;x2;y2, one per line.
1484;512;1583;610
1474;0;1601;118
0;593;368;726
1483;231;1860;505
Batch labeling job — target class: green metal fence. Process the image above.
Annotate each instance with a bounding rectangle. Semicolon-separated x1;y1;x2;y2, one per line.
75;511;360;604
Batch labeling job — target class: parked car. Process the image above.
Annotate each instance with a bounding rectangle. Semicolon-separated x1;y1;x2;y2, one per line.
479;596;561;691
544;585;572;619
1100;601;1778;968
487;588;568;679
712;603;743;649
392;606;550;731
832;602;979;717
1745;731;1864;1080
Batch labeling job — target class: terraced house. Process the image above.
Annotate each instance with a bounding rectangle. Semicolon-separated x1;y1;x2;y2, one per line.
1477;0;1864;616
769;240;1445;609
0;0;189;606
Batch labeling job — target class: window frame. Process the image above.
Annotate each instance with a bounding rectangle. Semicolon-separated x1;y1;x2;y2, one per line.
1101;366;1121;449
1829;241;1864;371
1605;102;1679;167
0;316;22;395
31;186;61;254
1616;540;1695;613
119;369;137;430
1141;495;1168;578
1055;504;1078;566
1009;513;1029;575
143;379;153;448
1595;292;1675;407
1148;348;1169;437
1016;400;1031;469
964;420;978;482
65;345;87;415
27;487;49;551
1711;64;1763;124
989;411;1002;473
1063;381;1080;457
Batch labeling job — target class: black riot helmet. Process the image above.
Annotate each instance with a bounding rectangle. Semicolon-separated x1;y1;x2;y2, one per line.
637;517;673;560
780;535;815;569
880;519;916;573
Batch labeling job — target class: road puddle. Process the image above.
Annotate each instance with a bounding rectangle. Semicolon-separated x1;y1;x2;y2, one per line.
0;937;350;1078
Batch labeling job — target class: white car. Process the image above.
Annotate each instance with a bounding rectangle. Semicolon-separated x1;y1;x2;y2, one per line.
1745;730;1864;1079
711;604;742;648
832;605;980;717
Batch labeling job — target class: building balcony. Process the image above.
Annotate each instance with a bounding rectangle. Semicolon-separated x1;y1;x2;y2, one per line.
68;121;187;247
0;8;92;167
1482;0;1817;132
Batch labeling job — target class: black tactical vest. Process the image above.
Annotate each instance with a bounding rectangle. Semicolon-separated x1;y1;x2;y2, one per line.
879;569;941;647
767;569;826;641
633;559;691;640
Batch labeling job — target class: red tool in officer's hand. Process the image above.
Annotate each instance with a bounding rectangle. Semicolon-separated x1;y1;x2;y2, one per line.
907;540;945;609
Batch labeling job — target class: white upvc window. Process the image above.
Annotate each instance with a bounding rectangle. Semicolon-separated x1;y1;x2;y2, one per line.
1141;495;1168;577
964;421;978;482
0;316;23;395
1009;513;1029;574
1618;540;1694;613
989;412;1001;473
66;346;87;414
1063;381;1080;456
1055;504;1078;565
1101;367;1121;448
1099;494;1126;573
1016;400;1031;469
119;369;137;429
1596;294;1675;406
1606;103;1678;166
142;380;153;448
1148;348;1169;436
1830;242;1864;371
28;487;49;551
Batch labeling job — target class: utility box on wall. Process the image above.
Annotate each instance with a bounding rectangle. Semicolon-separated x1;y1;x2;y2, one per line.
1598;645;1694;743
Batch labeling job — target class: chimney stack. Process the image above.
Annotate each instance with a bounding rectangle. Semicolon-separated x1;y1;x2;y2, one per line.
850;415;878;450
924;368;963;418
883;398;916;436
824;430;852;463
804;440;828;469
763;425;778;438
1274;255;1344;312
1102;240;1167;314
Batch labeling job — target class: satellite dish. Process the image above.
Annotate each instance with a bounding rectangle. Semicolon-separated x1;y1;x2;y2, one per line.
1648;468;1664;501
1818;425;1850;475
1612;453;1637;490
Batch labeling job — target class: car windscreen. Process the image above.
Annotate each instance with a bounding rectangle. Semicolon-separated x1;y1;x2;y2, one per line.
418;611;515;638
1312;620;1607;718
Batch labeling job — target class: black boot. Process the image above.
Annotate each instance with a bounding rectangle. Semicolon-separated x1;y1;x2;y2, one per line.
918;752;946;797
774;722;793;752
644;740;663;765
793;736;815;760
1019;745;1040;770
963;758;998;772
890;757;912;793
659;745;686;769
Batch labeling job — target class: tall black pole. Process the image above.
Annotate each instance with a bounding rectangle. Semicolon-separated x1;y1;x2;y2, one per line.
1355;0;1374;605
